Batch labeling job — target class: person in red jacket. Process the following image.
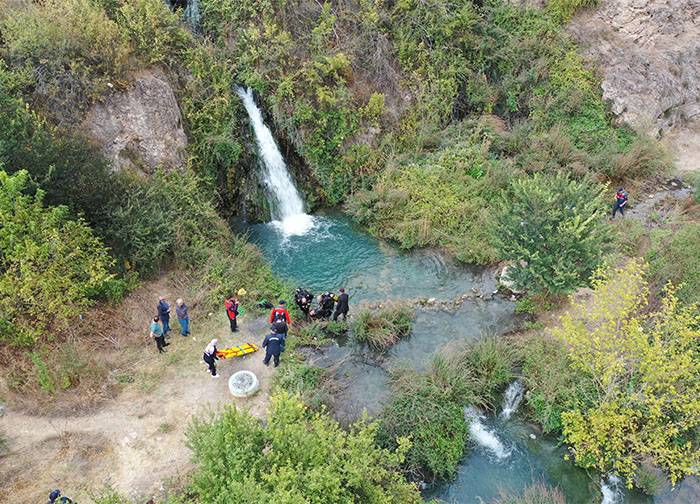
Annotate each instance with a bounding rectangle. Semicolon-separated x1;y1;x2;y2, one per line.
269;300;291;339
224;296;239;333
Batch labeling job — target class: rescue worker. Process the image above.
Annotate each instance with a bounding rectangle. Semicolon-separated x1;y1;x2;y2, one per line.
48;490;73;503
262;329;283;367
294;287;313;316
203;338;220;378
332;288;349;321
176;298;190;337
310;292;335;319
612;187;628;218
150;315;168;353
269;300;291;338
224;296;239;333
157;296;171;335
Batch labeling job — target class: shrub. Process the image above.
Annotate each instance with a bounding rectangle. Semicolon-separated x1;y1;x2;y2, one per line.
556;260;700;485
272;356;330;409
0;170;114;347
647;223;700;307
352;305;413;352
186;393;421;502
492;483;567;504
292;319;348;349
494;172;610;296
546;0;598;23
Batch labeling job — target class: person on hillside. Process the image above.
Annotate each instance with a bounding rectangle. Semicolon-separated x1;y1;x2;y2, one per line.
150;316;168;353
203;338;220;378
224;296;239;333
269;300;291;338
157;296;171;335
48;489;73;503
332;288;349;321
612;187;629;218
176;298;190;337
262;330;283;367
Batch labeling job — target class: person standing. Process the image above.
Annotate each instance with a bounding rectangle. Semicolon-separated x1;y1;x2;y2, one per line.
612;187;628;218
269;300;291;339
203;338;220;378
157;296;171;335
224;296;239;333
150;316;167;353
176;298;190;337
332;288;349;321
262;330;283;367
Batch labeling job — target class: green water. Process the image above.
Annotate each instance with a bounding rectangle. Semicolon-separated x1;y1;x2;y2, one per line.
246;212;695;504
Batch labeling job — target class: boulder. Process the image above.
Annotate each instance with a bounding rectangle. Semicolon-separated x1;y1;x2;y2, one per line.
499;264;524;295
83;70;187;174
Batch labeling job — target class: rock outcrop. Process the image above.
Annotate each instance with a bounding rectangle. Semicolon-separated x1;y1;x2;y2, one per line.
568;0;700;140
83;70;187;174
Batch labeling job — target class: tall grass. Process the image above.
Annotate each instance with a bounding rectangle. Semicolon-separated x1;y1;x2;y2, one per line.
493;483;568;504
351;304;413;352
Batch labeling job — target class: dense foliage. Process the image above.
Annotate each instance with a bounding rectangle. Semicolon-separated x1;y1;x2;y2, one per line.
494;172;610;295
524;261;700;485
352;304;413;352
0;170;114;348
185;393;421;503
647;222;700;307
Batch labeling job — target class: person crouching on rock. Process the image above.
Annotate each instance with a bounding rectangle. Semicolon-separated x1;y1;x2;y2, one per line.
262;329;283;368
203;338;220;378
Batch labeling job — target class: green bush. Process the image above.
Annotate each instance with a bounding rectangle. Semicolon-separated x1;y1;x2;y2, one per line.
272;357;330;410
546;0;598;23
352;305;413;352
292;319;348;349
186;393;421;503
0;170;114;347
647;223;700;306
494;172;610;296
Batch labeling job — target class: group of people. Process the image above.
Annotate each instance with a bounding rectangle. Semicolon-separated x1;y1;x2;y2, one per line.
294;287;349;321
149;296;191;354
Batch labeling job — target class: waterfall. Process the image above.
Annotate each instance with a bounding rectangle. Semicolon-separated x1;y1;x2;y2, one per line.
235;86;314;236
500;380;524;420
464;407;511;459
600;474;623;504
184;0;200;28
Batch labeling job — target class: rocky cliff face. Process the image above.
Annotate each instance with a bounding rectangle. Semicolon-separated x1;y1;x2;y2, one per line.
568;0;700;170
83;70;188;174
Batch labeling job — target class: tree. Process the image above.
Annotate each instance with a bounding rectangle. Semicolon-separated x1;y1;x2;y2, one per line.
0;169;114;347
495;172;609;296
554;260;700;485
186;393;421;503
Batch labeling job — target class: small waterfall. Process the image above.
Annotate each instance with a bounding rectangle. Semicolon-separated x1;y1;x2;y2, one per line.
500;380;524;420
600;474;623;504
184;0;200;28
235;86;314;236
464;407;511;459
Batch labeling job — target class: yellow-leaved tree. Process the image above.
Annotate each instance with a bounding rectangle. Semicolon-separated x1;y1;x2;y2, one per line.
554;260;700;485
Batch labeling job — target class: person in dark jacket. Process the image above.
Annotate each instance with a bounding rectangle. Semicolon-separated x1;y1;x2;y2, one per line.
332;288;349;321
48;489;73;503
224;296;239;333
262;331;283;367
157;296;171;335
176;298;190;337
203;338;220;378
612;187;628;218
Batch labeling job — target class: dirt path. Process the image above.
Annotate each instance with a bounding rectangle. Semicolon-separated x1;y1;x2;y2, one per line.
0;312;276;502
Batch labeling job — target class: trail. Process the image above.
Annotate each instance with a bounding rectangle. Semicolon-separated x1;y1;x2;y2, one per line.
0;314;275;502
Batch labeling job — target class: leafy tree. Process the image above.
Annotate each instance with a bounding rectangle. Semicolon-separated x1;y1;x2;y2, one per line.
0;169;114;347
555;260;700;484
185;393;421;503
495;172;610;296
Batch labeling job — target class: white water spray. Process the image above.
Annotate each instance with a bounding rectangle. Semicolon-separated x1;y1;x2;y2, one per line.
184;0;200;28
500;380;524;420
600;474;623;504
464;407;511;459
235;86;314;236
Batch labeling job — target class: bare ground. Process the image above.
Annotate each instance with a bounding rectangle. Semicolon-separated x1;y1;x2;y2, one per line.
0;303;276;503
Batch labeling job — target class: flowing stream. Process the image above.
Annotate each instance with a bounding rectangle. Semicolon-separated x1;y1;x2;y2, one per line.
235;90;694;503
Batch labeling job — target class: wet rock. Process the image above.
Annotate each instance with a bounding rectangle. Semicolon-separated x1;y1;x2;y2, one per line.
83;69;187;174
498;264;524;295
427;297;436;305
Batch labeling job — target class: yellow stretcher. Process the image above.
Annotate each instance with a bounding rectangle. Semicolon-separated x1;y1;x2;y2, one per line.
216;343;260;359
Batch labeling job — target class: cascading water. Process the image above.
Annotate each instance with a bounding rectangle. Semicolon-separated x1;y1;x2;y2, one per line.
184;0;200;28
235;86;314;236
500;380;524;420
464;407;511;459
600;474;623;504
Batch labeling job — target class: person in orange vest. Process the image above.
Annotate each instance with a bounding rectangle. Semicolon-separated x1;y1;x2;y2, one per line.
224;296;239;333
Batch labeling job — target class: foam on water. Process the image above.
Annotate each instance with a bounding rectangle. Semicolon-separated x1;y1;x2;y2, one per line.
465;407;511;459
500;380;525;420
601;474;623;504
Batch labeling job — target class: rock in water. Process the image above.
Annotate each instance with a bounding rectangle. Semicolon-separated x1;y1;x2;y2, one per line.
83;70;188;174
